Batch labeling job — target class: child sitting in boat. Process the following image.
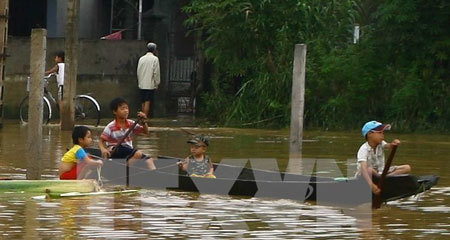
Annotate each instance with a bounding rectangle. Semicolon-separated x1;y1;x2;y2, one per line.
60;126;103;179
98;97;156;170
178;136;215;178
356;121;411;195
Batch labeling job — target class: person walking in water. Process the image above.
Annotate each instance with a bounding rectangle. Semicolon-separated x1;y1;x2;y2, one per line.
137;42;160;117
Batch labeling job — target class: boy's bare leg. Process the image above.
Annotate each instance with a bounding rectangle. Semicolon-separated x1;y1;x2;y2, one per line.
145;158;156;170
388;164;411;175
128;150;156;170
367;167;379;177
58;100;64;124
77;166;92;179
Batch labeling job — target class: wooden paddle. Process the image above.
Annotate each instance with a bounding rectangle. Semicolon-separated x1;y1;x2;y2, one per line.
118;117;143;187
180;128;195;136
110;117;143;156
100;116;143;187
372;145;398;209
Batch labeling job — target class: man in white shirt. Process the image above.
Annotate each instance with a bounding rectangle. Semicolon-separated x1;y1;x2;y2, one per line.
137;42;160;117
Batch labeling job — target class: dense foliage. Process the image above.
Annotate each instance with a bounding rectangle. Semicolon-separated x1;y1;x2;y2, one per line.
184;0;450;131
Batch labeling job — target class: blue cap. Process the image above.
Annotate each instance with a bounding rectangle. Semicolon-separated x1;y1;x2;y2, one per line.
361;121;391;137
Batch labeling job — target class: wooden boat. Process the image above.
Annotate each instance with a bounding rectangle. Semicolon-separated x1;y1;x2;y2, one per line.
0;179;100;194
87;148;439;205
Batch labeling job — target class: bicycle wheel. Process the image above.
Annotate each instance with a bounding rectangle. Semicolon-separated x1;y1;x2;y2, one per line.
74;95;101;127
19;96;51;124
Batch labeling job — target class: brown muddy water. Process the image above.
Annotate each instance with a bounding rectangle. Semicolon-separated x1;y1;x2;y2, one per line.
0;120;449;239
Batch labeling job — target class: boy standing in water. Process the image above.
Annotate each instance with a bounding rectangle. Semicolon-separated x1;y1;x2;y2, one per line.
98;97;156;170
60;126;103;179
356;121;411;195
45;51;65;117
178;136;215;178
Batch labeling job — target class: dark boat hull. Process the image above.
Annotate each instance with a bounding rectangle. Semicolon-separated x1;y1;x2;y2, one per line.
87;149;438;205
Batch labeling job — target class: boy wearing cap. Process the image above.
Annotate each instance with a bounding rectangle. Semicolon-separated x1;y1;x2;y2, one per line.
178;136;215;178
357;121;411;195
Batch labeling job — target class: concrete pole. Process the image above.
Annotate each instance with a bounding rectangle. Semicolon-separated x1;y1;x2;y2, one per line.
138;0;142;40
287;44;306;174
0;0;9;128
61;0;80;130
353;24;360;44
110;0;114;34
26;29;47;180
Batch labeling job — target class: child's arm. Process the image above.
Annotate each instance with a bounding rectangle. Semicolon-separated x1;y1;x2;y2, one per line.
154;59;160;88
385;139;401;150
77;150;102;179
178;157;189;171
45;64;59;75
207;158;214;175
98;138;111;158
82;155;103;167
360;161;380;195
137;111;149;135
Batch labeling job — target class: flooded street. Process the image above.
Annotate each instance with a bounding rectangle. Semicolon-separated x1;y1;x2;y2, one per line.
0;120;449;239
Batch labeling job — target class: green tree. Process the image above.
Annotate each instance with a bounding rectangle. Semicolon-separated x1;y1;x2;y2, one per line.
184;0;357;127
185;0;450;131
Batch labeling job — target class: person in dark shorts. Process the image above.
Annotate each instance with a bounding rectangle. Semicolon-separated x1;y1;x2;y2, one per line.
137;42;160;117
98;97;156;170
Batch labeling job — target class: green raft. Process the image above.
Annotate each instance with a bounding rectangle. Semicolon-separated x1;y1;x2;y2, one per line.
33;189;139;200
0;179;100;194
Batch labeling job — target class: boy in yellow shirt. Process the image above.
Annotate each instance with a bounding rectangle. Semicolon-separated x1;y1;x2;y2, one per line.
60;126;103;179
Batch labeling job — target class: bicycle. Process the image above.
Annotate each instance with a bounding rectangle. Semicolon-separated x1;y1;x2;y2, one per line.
19;74;101;126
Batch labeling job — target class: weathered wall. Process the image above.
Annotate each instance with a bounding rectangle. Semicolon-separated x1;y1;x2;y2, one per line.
3;37;168;119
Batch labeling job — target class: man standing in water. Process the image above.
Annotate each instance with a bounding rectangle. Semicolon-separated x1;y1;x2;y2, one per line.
137;42;160;117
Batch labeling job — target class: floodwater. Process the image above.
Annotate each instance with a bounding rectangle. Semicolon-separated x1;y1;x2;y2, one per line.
0;120;449;239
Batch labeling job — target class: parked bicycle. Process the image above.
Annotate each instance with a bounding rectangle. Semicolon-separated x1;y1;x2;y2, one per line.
19;74;101;126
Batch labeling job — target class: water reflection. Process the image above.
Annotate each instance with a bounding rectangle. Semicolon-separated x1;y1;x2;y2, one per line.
0;186;447;239
1;121;450;239
0;190;365;239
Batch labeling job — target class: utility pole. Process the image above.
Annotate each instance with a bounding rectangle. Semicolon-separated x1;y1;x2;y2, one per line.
287;44;307;174
61;0;80;130
26;29;47;180
138;0;142;40
0;0;9;128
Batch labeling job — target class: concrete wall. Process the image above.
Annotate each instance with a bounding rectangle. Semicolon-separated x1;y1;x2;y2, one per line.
3;37;168;119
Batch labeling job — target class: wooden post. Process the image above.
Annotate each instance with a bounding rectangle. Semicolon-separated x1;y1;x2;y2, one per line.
0;0;8;128
26;29;47;180
287;44;307;174
61;0;80;130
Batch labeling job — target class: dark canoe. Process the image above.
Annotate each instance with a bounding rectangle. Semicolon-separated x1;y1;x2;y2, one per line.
86;148;438;205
